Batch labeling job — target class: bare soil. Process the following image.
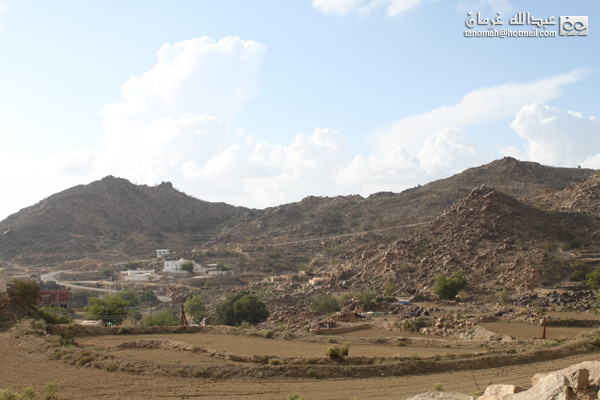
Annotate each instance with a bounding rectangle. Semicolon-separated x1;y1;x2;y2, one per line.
480;322;594;339
3;328;600;400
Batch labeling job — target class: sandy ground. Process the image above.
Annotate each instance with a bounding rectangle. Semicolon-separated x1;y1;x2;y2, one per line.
2;330;600;400
77;333;478;359
480;322;595;339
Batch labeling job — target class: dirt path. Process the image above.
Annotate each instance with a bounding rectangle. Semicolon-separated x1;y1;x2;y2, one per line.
2;331;600;400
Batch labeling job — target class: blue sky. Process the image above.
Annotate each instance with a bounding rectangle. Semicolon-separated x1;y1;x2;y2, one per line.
0;0;598;220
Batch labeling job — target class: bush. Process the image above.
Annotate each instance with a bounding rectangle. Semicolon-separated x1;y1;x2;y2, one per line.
498;289;510;305
84;294;129;325
587;270;600;293
181;261;194;272
13;279;41;308
286;394;304;400
356;289;376;311
433;382;444;392
185;295;208;324
141;309;179;327
569;269;588;282
115;289;140;307
433;272;468;300
325;343;349;359
384;283;397;297
262;329;274;339
310;295;340;313
123;261;141;270
98;266;117;279
37;307;71;324
215;292;269;326
139;290;158;304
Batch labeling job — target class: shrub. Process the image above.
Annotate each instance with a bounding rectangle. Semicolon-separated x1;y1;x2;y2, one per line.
310;295;340;313
433;382;444;392
194;367;210;377
286;394;304;400
384;283;397;297
98;266;117;279
45;381;58;400
356;289;377;311
215;292;269;326
587;270;600;293
141;308;180;326
411;317;427;332
408;352;420;360
84;294;129;325
498;289;510;305
185;295;208;324
325;343;349;359
433;272;468;300
180;261;194;272
13;279;41;308
268;358;284;365
262;329;274;339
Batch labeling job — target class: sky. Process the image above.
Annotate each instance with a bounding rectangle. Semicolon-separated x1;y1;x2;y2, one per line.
0;0;598;220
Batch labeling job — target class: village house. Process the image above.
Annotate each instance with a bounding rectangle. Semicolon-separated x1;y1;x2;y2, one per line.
156;249;170;257
39;288;72;309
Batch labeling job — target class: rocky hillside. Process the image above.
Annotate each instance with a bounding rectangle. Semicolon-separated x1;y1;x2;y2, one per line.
0;177;249;265
210;157;594;244
323;183;599;296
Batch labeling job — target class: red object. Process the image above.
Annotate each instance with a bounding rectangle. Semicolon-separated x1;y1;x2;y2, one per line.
39;289;72;309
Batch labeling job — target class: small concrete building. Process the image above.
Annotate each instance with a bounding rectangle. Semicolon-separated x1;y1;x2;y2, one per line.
156;249;170;257
39;289;72;309
164;259;203;273
122;269;156;281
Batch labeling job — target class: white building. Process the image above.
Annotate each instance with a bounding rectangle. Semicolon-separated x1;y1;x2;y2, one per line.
156;249;170;257
121;268;156;281
164;259;203;273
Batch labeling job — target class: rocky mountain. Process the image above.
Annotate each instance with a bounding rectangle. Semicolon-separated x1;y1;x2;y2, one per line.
0;176;249;265
210;157;594;244
0;158;594;268
322;176;600;298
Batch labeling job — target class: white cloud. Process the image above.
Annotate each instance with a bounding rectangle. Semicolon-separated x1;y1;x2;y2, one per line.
334;128;488;194
509;102;600;167
378;70;588;154
312;0;427;16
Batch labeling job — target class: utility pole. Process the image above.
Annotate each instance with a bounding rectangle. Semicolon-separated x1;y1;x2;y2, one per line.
542;317;546;340
181;304;188;326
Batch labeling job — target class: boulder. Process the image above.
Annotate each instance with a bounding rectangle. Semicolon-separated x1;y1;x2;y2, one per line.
533;361;600;387
476;384;522;400
505;374;575;400
408;393;473;400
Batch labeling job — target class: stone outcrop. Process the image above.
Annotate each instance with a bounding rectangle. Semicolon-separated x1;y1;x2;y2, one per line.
408;393;473;400
504;374;575;400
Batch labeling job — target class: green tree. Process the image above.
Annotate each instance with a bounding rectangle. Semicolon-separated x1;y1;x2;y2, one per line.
139;290;158;304
13;279;41;307
123;261;141;270
99;266;117;279
84;294;129;325
356;289;377;311
310;295;340;313
434;271;468;300
185;295;208;324
215;292;269;326
180;261;194;272
586;270;600;294
233;295;269;325
115;289;140;307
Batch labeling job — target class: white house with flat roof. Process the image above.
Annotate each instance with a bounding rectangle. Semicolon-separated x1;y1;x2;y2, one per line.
164;259;203;273
156;249;170;257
